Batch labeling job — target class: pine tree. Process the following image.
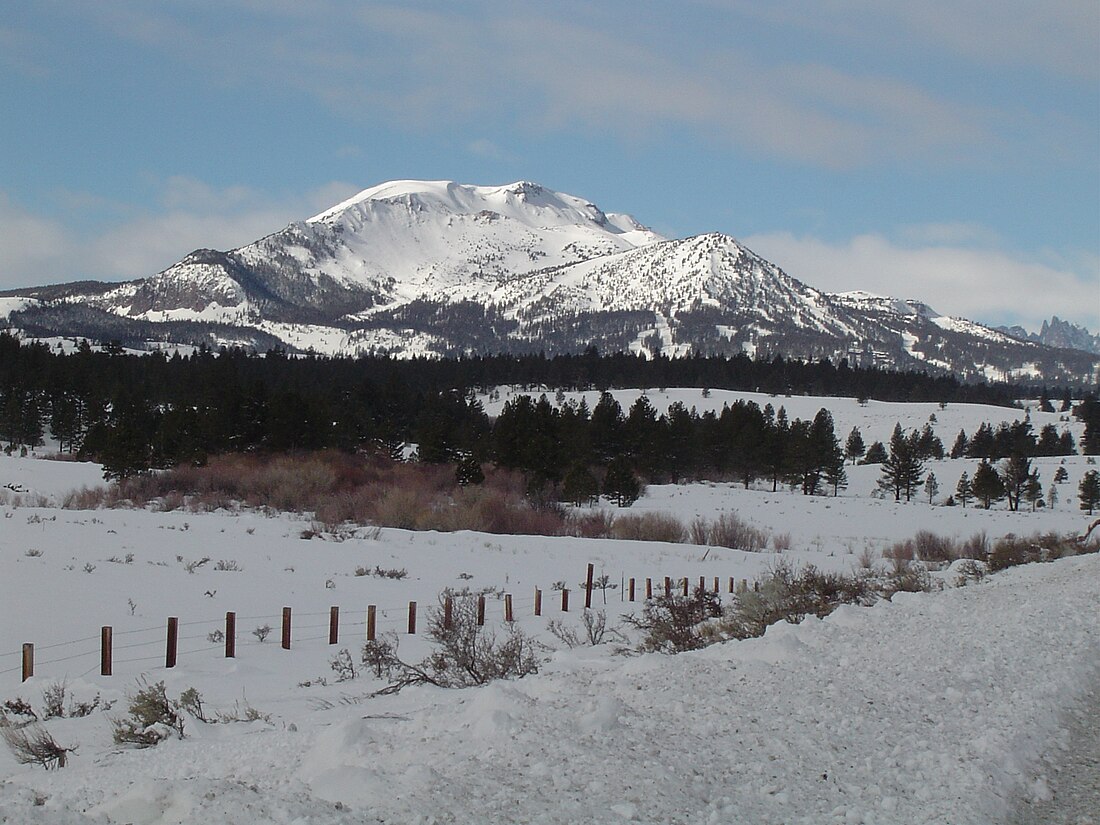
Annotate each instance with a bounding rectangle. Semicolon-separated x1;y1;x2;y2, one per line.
950;429;969;459
844;427;866;465
562;463;599;506
955;471;972;508
1023;472;1042;511
603;456;641;507
924;472;939;504
1079;470;1100;515
971;460;1005;509
878;424;924;502
1054;465;1069;484
1000;453;1032;512
861;441;887;464
455;453;484;486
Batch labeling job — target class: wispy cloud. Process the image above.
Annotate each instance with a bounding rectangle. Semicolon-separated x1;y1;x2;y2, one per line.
0;179;359;290
62;1;1064;169
742;229;1100;331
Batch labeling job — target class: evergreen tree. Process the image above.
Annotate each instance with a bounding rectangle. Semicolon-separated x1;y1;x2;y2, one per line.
924;472;939;504
603;456;641;507
955;471;972;508
950;429;969;459
844;427;866;465
971;460;1005;509
455;453;484;486
878;424;924;502
562;463;599;506
1023;471;1042;511
1079;470;1100;515
824;449;848;497
1054;465;1069;484
1077;395;1100;455
861;441;887;465
1000;453;1032;512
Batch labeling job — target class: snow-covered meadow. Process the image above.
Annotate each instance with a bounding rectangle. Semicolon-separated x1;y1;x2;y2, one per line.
0;392;1098;824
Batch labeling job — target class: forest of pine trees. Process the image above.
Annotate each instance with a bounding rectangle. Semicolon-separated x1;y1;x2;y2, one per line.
0;334;1096;493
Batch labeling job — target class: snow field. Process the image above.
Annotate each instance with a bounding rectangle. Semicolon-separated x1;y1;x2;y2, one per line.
0;384;1097;825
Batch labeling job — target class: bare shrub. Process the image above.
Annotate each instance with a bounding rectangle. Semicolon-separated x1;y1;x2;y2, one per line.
40;682;66;720
566;509;616;538
547;609;619;648
912;530;958;564
856;545;878;569
885;563;932;595
953;559;988;586
252;624;272;643
772;532;793;552
884;539;915;564
689;517;709;545
61;487;108;510
330;649;358;682
1;724;75;769
361;596;541;694
370;487;428;530
708;513;769;553
111;680;184;747
214;699;270;724
713;562;880;642
960;531;990;561
611;512;686;543
625;587;724;654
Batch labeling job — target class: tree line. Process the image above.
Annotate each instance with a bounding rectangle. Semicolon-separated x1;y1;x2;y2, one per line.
0;333;1096;489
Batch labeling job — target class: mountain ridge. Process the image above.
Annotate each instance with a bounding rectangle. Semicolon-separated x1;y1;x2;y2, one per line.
1;179;1096;384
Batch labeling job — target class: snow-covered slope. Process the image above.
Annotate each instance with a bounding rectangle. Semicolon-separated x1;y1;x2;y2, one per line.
1;440;1099;823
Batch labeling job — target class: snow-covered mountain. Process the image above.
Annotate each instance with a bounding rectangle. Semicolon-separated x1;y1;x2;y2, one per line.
1;179;1096;383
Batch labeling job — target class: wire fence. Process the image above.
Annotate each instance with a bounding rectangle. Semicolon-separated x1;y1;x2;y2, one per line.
3;565;755;686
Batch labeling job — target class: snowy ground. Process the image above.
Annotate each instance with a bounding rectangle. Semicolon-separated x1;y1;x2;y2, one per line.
0;392;1098;824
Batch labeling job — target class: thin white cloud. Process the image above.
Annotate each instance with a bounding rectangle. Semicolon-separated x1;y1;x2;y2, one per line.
742;230;1100;332
0;180;359;290
705;0;1099;82
64;1;1044;169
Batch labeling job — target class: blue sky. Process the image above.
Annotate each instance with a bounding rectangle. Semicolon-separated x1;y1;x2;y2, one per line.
1;0;1097;331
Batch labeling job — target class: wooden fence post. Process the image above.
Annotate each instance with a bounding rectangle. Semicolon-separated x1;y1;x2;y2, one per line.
225;612;236;658
628;578;635;602
444;597;453;630
728;576;735;594
477;595;486;626
713;576;720;594
561;588;569;612
682;577;689;597
585;563;594;609
407;601;417;634
699;575;705;594
534;588;542;616
329;606;340;645
664;576;671;598
366;605;376;641
21;644;33;682
505;594;513;623
646;577;653;599
281;607;292;650
166;617;178;668
100;626;112;676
